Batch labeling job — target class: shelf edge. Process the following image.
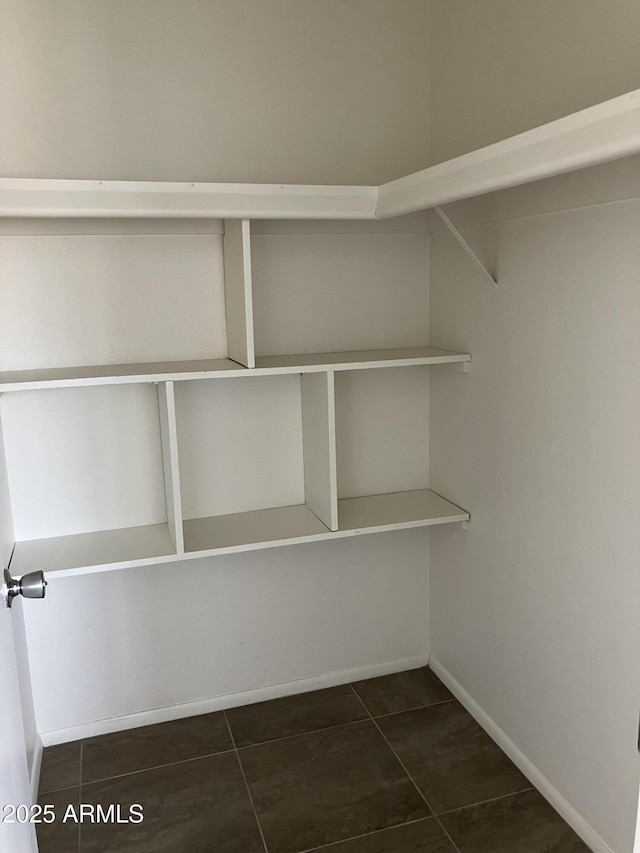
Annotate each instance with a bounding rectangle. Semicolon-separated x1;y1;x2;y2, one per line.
376;88;640;217
0;180;379;220
14;503;469;578
0;351;471;392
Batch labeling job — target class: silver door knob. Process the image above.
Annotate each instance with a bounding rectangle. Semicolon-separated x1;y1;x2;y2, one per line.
2;568;47;609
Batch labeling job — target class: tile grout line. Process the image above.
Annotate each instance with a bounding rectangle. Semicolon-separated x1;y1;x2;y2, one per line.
368;698;457;720
436;785;535;817
296;815;437;853
348;685;464;853
235;717;369;752
38;783;81;797
78;746;237;788
223;710;270;853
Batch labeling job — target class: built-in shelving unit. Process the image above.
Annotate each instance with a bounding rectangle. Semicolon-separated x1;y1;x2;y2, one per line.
0;208;470;578
2;364;470;577
5;89;636;578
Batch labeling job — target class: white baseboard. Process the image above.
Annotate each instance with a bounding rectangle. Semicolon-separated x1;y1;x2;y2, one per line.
429;657;616;853
29;734;43;802
40;654;429;747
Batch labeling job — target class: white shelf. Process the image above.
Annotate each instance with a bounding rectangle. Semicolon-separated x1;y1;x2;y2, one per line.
0;348;470;391
254;347;469;371
338;489;468;532
376;89;640;217
183;505;330;554
9;523;176;578
183;489;468;556
0;179;378;220
8;490;468;578
0;359;244;392
1;89;637;219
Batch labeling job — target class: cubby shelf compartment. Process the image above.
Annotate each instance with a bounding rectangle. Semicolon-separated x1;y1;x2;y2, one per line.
338;489;467;531
0;382;181;578
8;489;468;578
183;505;329;554
9;524;176;578
0;348;470;391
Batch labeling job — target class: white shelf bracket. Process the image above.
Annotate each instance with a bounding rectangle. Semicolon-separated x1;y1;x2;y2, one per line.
434;207;498;293
461;519;470;532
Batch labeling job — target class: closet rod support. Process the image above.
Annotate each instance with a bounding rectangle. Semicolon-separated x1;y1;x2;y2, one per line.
434;206;498;292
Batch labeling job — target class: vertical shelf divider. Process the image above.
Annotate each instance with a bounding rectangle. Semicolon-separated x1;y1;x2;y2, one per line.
223;219;255;368
301;371;338;531
157;381;185;555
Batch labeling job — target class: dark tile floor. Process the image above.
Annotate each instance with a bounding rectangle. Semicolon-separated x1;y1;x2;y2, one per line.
37;667;591;853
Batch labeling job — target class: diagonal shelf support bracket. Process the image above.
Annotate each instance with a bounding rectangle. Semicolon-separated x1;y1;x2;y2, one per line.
434;207;498;292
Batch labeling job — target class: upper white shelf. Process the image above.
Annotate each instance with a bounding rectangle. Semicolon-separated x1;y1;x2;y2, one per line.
254;347;469;371
0;347;470;392
1;89;638;219
376;89;640;217
0;180;378;220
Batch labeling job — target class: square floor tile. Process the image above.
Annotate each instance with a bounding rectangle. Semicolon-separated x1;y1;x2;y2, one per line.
239;719;430;853
82;712;232;783
313;818;455;852
39;741;81;793
81;751;264;853
226;684;367;747
376;703;530;813
36;786;80;853
353;668;453;716
439;789;592;852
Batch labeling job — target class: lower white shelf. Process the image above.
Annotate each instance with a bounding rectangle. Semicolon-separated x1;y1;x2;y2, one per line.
9;489;469;579
183;505;330;553
338;489;469;532
9;523;176;578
